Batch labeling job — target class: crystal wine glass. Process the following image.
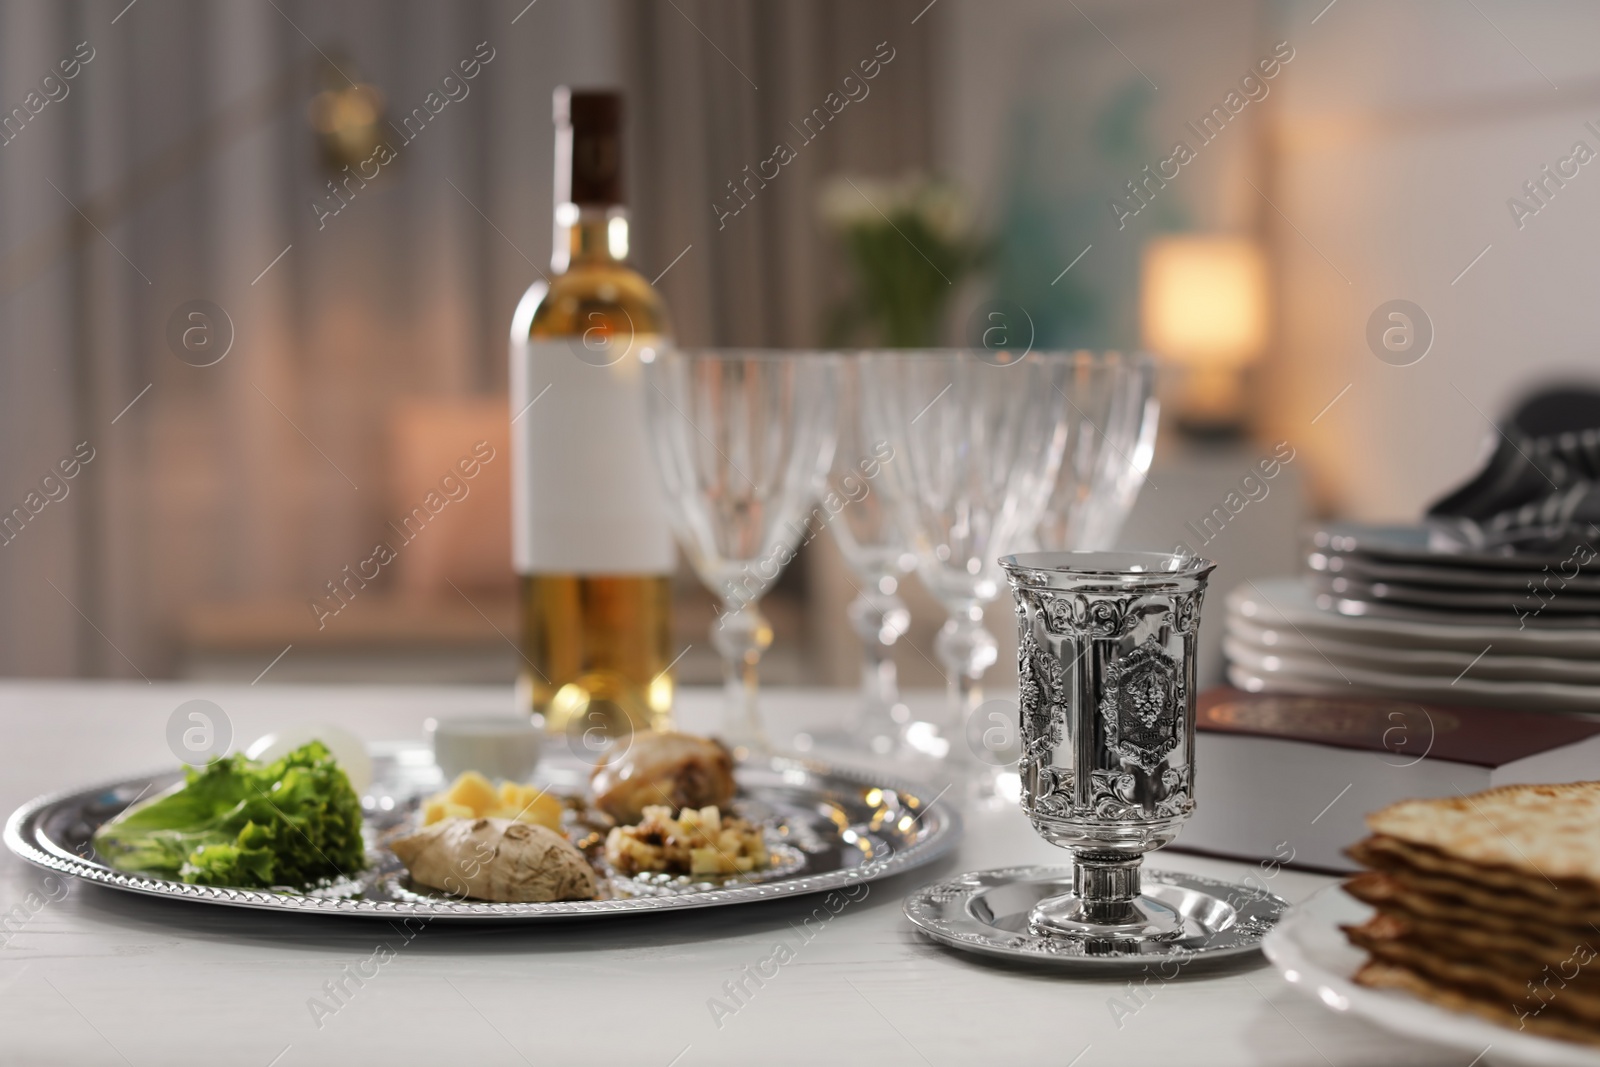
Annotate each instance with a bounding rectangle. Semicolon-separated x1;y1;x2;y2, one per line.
644;349;837;755
1036;351;1159;552
860;350;1074;766
814;355;917;756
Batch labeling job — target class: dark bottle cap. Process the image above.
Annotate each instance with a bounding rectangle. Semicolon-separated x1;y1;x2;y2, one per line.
553;87;623;205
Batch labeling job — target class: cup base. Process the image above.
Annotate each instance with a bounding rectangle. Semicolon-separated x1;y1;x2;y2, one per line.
1027;891;1189;942
905;866;1289;968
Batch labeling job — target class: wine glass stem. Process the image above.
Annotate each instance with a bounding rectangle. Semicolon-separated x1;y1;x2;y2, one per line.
861;654;897;717
848;589;909;734
712;600;773;753
936;600;998;745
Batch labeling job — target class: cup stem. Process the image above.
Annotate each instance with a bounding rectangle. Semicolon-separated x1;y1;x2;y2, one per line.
1073;854;1143;923
712;599;773;755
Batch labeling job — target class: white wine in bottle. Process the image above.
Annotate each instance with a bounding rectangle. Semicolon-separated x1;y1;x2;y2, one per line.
509;88;674;740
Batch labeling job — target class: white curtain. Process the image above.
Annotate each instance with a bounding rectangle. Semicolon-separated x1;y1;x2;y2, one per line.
623;0;939;348
0;0;942;682
0;0;621;678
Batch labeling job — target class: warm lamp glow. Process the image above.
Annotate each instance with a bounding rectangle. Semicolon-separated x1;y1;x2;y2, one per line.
1141;236;1267;369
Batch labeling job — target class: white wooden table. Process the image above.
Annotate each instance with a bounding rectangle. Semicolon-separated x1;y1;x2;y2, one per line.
0;682;1458;1066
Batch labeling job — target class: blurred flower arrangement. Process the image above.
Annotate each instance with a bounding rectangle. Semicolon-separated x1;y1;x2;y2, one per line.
820;173;988;348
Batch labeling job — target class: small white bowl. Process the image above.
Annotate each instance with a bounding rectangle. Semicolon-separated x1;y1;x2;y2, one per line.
246;723;373;796
426;714;543;783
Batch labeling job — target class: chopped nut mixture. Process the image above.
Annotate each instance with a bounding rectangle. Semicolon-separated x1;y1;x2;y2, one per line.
605;805;769;876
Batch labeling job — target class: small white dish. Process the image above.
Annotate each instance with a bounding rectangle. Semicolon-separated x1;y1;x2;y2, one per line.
1265;884;1600;1066
426;714;543;782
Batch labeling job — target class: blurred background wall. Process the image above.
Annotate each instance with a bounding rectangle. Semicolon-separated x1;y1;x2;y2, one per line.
0;0;1593;689
0;0;624;681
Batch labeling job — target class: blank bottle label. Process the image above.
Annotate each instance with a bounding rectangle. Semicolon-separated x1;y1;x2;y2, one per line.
511;337;675;574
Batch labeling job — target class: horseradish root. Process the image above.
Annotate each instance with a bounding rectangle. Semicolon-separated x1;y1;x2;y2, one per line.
389;818;596;902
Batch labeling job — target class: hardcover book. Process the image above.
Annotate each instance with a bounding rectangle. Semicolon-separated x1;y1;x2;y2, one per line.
1174;687;1600;872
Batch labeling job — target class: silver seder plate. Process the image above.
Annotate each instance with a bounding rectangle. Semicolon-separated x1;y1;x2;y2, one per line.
5;754;959;922
905;865;1288;968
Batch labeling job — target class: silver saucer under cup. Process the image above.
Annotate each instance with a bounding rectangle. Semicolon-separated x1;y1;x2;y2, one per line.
904;550;1287;964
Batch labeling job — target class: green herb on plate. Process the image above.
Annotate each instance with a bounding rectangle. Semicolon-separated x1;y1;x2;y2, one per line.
92;741;365;890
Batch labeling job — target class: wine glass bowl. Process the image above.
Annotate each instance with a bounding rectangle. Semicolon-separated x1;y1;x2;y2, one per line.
818;356;918;755
1036;352;1159;553
859;350;1078;760
643;349;837;754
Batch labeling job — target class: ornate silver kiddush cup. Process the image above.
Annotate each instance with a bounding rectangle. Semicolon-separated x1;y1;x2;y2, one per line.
1000;550;1215;943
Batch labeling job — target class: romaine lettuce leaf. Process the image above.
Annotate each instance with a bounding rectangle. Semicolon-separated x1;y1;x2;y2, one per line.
93;741;365;890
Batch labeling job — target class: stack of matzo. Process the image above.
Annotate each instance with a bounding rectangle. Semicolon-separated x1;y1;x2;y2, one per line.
1343;781;1600;1046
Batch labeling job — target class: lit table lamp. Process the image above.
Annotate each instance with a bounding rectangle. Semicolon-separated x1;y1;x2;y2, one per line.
1140;235;1267;436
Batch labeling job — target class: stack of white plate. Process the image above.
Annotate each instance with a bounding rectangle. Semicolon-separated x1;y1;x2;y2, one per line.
1305;522;1600;625
1225;577;1600;713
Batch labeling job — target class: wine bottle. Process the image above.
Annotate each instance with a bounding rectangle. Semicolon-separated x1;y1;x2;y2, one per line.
510;88;674;740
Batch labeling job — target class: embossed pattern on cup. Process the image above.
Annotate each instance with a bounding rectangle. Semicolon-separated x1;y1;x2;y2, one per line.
1002;552;1215;860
